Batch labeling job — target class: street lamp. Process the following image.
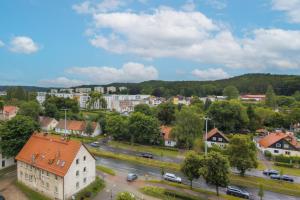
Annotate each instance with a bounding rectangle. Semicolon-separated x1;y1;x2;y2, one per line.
203;116;211;156
61;109;68;136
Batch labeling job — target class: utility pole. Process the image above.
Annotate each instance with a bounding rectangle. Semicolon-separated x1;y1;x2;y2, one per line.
61;109;68;136
203;116;211;156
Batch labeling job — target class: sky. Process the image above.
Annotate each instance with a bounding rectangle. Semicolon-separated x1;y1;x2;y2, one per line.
1;0;300;87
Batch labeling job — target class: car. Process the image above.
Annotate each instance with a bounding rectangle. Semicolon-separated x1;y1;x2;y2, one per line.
226;186;250;199
163;173;182;183
0;194;5;200
90;141;100;147
139;152;154;159
127;173;138;182
263;169;279;176
270;174;294;182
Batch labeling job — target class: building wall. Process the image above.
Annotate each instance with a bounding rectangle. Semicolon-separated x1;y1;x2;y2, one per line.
164;140;176;147
64;146;96;199
258;146;300;156
0;153;15;170
17;161;64;200
206;141;227;148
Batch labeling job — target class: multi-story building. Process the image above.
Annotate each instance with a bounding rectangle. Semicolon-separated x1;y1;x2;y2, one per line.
75;88;91;94
36;92;47;105
0;91;7;96
106;86;116;94
118;86;127;91
94;87;105;94
16;133;96;200
59;88;74;94
50;89;58;93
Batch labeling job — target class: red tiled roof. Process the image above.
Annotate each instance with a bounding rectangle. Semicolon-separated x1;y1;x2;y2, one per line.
205;128;229;142
161;126;173;140
3;105;18;114
16;133;82;177
259;132;299;148
56;120;97;132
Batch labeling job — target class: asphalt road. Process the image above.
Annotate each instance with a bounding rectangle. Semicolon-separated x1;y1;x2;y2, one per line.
96;156;300;200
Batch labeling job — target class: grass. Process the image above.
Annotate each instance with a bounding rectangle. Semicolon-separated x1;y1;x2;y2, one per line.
229;174;300;197
272;165;300;176
70;135;103;143
14;181;52;200
109;141;181;158
96;165;116;176
75;177;105;200
257;161;267;171
89;148;180;171
140;186;202;200
147;180;242;200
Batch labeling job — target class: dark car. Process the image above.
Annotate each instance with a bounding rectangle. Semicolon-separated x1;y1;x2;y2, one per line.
139;152;154;159
263;169;279;176
127;173;138;182
0;194;5;200
90;141;100;147
270;174;294;182
226;186;250;199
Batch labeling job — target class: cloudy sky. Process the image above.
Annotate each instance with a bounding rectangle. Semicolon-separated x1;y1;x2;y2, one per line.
1;0;300;87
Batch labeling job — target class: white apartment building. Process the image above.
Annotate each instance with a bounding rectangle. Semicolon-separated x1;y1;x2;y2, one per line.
106;86;117;93
16;133;96;200
75;88;91;93
50;89;58;93
119;86;127;91
94;87;105;94
104;95;150;112
37;92;47;105
59;88;74;93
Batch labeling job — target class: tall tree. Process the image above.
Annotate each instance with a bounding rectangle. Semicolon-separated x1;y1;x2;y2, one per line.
87;91;107;110
247;105;260;132
134;104;152;116
106;114;129;140
171;107;203;149
44;102;60;119
181;152;203;189
265;85;277;109
204;98;212;111
85;121;94;136
19;101;42;120
0;115;39;157
0;100;4;114
201;151;230;196
157;102;176;125
223;85;239;100
227;135;258;176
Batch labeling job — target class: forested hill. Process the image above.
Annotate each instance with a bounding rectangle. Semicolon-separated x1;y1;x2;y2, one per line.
1;73;300;97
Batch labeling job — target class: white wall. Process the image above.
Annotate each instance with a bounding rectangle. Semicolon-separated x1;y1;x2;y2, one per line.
0;153;15;170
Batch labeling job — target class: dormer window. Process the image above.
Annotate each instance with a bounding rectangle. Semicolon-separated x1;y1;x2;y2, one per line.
212;137;216;141
276;143;281;148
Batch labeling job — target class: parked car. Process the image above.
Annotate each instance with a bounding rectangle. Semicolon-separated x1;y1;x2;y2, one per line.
226;186;250;199
270;174;294;182
139;152;154;159
263;169;279;176
127;173;138;182
163;173;182;183
90;141;100;147
0;194;5;200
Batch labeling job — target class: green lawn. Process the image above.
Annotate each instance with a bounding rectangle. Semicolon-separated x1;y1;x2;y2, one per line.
109;141;182;158
272;165;300;176
14;181;52;200
96;165;116;176
75;177;105;200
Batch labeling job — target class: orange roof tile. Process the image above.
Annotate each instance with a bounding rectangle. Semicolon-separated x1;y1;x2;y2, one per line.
3;105;18;114
16;133;82;177
56;120;97;132
161;126;173;140
205;128;229;142
259;132;299;148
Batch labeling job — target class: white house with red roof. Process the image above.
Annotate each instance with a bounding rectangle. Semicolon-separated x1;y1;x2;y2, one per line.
39;116;58;132
0;105;19;121
161;126;176;147
257;132;300;156
55;120;101;137
16;133;96;200
205;128;229;148
240;94;266;102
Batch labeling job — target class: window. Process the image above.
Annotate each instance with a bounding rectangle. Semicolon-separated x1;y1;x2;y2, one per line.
218;137;223;142
284;144;289;149
76;159;79;165
285;151;291;155
276;143;281;148
55;186;58;193
46;171;49;176
55;175;58;180
76;170;79;176
212;137;216;141
29;175;32;182
2;160;5;167
83;167;86;172
46;182;49;188
83;156;86;161
25;173;28;179
20;171;23;176
274;150;279;153
83;178;87;184
76;182;79;189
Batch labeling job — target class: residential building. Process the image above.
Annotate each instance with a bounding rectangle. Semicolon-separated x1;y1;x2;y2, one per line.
50;89;58;93
59;88;74;93
106;86;116;94
205;128;229;148
0;91;7;96
149;97;165;106
94;86;104;94
104;95;150;112
257;132;300;156
55;120;101;137
37;92;47;105
240;94;266;102
75;88;91;93
173;96;191;105
0;153;15;170
0;105;19;121
39;116;58;132
16;133;96;200
119;86;127;91
161;126;176;147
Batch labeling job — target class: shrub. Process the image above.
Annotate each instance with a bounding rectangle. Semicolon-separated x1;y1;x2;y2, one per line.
264;150;272;160
274;155;300;164
274;162;294;168
75;177;105;200
116;192;136;200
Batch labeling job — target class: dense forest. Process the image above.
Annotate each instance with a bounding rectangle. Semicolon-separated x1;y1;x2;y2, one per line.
1;73;300;97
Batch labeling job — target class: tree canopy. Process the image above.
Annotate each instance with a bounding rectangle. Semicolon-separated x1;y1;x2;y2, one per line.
19;101;42;120
223;85;239;100
157;102;176;125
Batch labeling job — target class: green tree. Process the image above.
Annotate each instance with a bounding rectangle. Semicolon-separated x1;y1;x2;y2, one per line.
44;102;60;119
171;107;203;149
293;91;300;101
0;115;39;157
258;184;264;200
129;112;161;145
227;135;258;176
19;101;42;120
181;152;203;189
116;192;136;200
223;85;239;100
157;102;176;125
208;100;249;133
134;104;152;116
0;100;4;113
201;151;230;196
247;105;260;132
204;98;212;111
265;85;277;109
106;114;129;140
87;91;107;110
85;121;94;136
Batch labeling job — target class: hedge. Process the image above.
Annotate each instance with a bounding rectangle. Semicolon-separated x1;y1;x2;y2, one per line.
273;155;300;164
274;162;294;168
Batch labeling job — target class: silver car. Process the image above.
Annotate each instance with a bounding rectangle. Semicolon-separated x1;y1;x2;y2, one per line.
163;173;182;183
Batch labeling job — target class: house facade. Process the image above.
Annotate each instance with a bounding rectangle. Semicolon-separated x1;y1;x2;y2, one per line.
205;128;229;148
161;126;176;147
0;105;19;121
55;120;101;137
0;153;15;170
16;133;96;200
39;116;58;132
258;132;300;156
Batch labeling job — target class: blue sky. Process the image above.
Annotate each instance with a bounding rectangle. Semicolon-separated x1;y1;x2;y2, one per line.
1;0;300;87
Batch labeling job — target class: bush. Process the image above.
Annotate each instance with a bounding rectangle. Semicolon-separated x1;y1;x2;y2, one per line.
264;150;272;160
75;177;105;200
116;192;136;200
274;162;294;168
274;155;300;164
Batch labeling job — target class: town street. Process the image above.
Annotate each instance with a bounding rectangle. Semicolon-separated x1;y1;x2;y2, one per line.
96;157;299;200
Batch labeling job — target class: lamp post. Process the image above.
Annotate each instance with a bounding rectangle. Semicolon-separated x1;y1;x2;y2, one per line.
61;109;68;136
203;116;211;156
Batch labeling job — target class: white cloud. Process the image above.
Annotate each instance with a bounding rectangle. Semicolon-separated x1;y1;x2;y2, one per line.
182;0;196;12
67;62;158;84
272;0;300;23
192;68;229;80
39;77;86;87
205;0;227;10
0;40;4;47
10;36;39;54
72;0;125;14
